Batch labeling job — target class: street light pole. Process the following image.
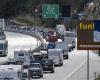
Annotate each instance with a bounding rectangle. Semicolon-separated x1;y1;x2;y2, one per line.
87;50;89;80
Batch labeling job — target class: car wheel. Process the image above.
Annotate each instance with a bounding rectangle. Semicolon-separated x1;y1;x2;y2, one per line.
73;46;75;48
60;63;63;66
51;70;54;73
69;48;71;52
65;55;69;59
40;75;43;78
31;76;34;78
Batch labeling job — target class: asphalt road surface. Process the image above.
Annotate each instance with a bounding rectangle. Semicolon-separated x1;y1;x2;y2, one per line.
0;32;99;80
0;31;40;62
31;50;99;80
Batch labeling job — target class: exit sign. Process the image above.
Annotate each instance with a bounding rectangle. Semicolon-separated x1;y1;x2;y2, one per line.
42;4;59;18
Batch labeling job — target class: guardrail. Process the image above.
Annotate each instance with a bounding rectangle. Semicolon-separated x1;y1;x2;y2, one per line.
4;25;44;53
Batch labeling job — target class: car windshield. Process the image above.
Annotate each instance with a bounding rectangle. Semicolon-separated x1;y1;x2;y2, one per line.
30;64;40;68
34;55;42;60
22;73;28;78
0;31;4;36
65;33;75;37
19;53;24;56
42;60;52;65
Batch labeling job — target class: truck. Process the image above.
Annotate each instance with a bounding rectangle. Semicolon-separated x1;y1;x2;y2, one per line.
0;39;8;57
40;49;48;58
0;65;29;80
55;39;69;59
64;31;76;49
47;30;54;37
47;35;58;42
14;49;32;67
48;49;63;66
56;24;66;35
47;42;56;49
56;24;66;38
33;52;43;61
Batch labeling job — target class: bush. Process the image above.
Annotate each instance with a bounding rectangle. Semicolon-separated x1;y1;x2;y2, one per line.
96;75;100;80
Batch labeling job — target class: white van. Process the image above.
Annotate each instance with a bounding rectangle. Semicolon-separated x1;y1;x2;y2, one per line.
55;39;69;59
0;65;29;80
64;31;76;49
48;49;63;66
14;49;32;66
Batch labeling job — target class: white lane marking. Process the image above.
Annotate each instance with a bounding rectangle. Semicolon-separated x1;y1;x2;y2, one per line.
63;60;86;80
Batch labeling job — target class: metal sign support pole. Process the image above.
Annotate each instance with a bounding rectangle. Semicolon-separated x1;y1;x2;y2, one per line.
87;50;89;80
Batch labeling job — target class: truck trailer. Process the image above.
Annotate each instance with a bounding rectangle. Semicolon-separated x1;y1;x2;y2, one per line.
48;49;63;66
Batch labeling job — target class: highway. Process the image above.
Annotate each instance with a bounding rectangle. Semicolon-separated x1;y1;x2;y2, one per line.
31;49;99;80
0;31;100;80
0;31;41;63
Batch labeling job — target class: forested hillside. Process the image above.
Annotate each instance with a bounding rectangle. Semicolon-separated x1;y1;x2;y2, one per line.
0;0;89;27
0;0;89;18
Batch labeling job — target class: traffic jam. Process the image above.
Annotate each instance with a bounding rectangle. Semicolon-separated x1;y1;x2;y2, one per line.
0;23;76;80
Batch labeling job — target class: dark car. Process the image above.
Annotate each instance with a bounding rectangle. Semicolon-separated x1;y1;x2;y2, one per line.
41;59;55;73
29;63;43;78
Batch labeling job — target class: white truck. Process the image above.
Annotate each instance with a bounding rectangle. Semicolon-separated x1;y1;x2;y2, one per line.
56;24;66;39
48;49;63;66
0;65;29;80
64;31;76;50
55;39;69;59
14;49;32;67
0;39;8;57
56;24;66;35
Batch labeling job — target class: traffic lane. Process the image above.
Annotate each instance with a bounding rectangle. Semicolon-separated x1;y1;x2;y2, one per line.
67;57;100;80
6;31;40;48
32;50;88;80
7;31;41;58
0;32;40;62
33;50;98;80
41;55;86;80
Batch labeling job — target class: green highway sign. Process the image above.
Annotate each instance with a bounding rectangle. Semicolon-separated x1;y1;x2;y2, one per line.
42;4;59;18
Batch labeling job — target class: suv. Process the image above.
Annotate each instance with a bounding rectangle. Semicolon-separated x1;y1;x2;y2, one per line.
41;59;54;73
33;52;43;60
29;63;43;78
40;49;48;58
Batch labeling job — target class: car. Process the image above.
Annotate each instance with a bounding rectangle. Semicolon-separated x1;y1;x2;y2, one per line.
68;44;73;52
40;49;48;58
33;52;43;61
29;63;43;78
5;58;22;65
41;59;55;73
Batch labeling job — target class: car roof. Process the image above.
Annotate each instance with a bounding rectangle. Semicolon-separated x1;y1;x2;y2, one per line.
31;62;41;64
